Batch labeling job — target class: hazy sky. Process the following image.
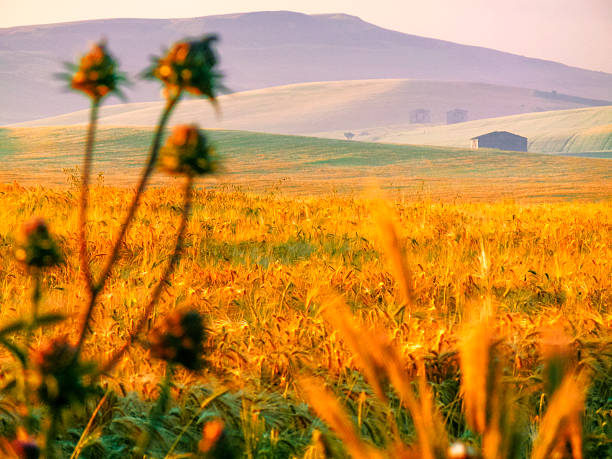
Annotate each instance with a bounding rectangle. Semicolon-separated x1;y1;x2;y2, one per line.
2;0;611;73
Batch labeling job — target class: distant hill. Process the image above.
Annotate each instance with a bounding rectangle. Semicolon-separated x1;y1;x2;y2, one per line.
313;105;612;155
2;11;612;124
12;80;610;136
1;126;611;200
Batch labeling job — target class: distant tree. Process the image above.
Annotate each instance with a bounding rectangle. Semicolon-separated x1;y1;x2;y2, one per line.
344;132;355;140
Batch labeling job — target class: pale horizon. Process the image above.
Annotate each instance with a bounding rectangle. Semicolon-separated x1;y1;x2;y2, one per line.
1;0;611;74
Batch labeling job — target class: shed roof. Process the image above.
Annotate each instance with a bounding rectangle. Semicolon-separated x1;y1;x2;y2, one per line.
470;131;527;141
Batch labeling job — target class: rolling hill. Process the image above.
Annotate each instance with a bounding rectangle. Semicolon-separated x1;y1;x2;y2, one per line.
12;79;609;134
2;11;612;124
313;105;612;155
1;126;610;200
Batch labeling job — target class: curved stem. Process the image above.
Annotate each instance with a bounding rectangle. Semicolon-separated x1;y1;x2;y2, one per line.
75;94;180;353
101;175;193;373
95;95;180;292
78;99;100;294
31;268;42;322
20;269;41;423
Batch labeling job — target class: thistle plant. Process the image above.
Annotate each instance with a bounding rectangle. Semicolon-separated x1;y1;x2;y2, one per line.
134;309;207;456
158;124;217;176
30;338;96;458
63;35;221;353
1;35;223;458
75;35;222;359
68;41;124;101
30;338;93;411
144;35;222;102
15;218;62;270
148;309;207;371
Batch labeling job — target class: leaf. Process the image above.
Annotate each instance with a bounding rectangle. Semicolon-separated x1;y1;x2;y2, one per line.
33;313;67;327
0;378;17;394
0;319;27;337
0;337;27;365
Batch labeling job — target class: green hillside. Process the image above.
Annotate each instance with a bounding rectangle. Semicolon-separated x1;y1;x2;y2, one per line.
317;106;612;155
1;126;610;200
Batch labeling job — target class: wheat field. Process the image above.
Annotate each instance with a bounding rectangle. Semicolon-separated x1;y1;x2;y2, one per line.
0;182;610;457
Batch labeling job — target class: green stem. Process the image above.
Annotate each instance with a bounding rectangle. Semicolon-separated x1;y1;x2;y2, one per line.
24;271;42;369
101;174;193;373
75;94;180;354
78;99;100;294
20;269;41;428
31;268;41;323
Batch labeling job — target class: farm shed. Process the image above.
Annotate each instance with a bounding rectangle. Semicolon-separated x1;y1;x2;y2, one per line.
409;108;431;123
447;108;468;124
470;131;528;152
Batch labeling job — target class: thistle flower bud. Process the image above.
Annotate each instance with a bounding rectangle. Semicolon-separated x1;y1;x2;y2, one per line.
0;428;40;459
70;41;123;100
447;442;480;459
199;419;225;453
10;429;40;459
15;217;62;268
148;310;206;370
31;337;91;410
198;419;236;458
159;125;217;176
145;35;221;101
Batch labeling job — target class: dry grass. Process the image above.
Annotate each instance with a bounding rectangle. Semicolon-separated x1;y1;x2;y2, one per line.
0;184;610;457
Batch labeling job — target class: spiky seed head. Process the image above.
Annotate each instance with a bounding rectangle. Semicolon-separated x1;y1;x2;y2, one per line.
15;217;62;268
70;41;122;101
159;125;217;176
146;35;221;101
10;440;40;459
447;442;480;459
31;337;91;410
199;419;225;453
2;428;40;459
148;309;206;370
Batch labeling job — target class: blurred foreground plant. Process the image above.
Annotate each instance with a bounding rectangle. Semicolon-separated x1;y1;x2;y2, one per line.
0;35;223;458
300;205;591;459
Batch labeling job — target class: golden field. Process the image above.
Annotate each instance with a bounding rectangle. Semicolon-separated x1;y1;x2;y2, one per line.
0;183;610;457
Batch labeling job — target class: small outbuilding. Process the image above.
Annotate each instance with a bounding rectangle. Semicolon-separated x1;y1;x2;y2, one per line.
409;108;431;124
447;109;468;124
470;131;528;152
